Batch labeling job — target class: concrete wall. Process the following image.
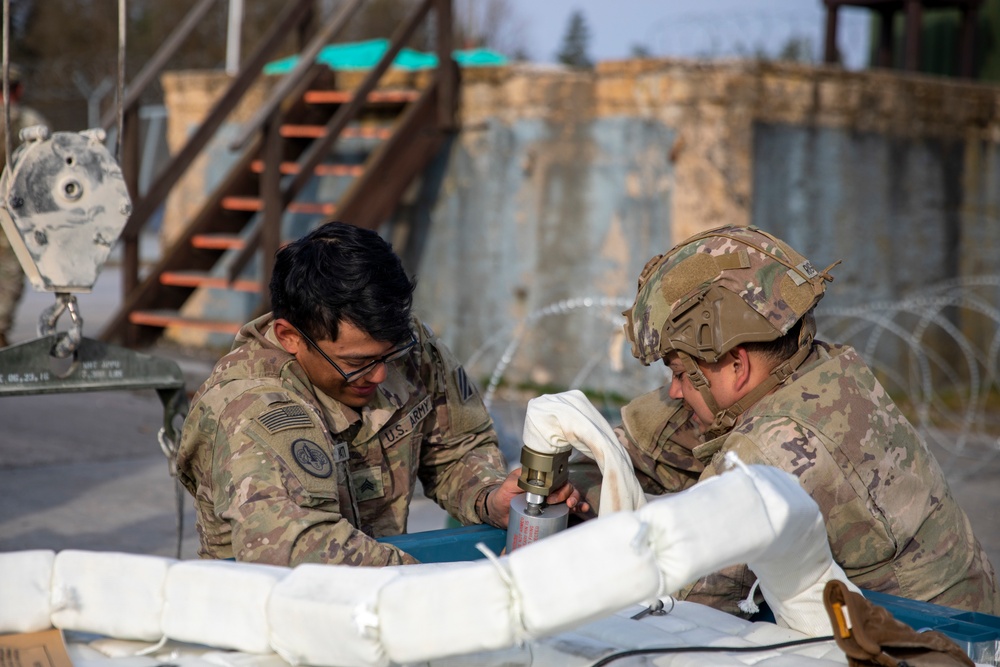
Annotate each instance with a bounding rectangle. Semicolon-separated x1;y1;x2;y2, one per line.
415;61;1000;393
158;60;1000;394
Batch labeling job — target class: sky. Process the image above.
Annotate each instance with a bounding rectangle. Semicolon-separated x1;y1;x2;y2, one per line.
503;0;873;69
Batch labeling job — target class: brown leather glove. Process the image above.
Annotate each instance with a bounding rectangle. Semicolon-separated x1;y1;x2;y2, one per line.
823;580;974;667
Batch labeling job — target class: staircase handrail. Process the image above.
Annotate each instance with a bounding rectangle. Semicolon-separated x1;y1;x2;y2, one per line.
99;0;219;133
122;0;317;241
229;0;365;152
223;0;446;282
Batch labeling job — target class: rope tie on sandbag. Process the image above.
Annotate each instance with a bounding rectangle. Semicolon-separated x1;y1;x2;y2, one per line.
49;584;73;613
738;578;761;615
629;521;650;553
354;605;381;639
725;452;763;615
133;635;168;656
476;542;531;645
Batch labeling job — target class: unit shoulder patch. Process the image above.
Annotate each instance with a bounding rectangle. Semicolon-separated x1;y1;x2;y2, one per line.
454;366;477;403
291;438;333;478
257;403;313;434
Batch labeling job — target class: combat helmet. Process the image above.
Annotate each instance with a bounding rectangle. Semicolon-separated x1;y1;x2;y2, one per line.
623;224;837;436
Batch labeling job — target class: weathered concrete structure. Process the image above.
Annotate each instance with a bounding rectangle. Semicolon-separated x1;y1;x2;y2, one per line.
160;59;1000;395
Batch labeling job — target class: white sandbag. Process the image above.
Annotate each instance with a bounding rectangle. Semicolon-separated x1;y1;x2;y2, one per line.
378;560;514;663
50;550;174;641
0;550;54;633
508;511;661;637
734;461;860;634
638;459;855;635
522;390;646;514
758;559;858;636
163;559;288;654
267;564;400;667
637;470;776;594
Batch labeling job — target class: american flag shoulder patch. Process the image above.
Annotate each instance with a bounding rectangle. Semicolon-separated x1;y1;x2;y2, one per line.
454;366;476;403
257;404;313;434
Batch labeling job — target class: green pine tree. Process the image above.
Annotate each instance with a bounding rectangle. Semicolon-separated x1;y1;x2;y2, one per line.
556;10;593;69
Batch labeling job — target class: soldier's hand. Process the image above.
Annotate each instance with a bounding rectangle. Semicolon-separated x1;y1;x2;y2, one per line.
546;480;589;515
486;468;589;528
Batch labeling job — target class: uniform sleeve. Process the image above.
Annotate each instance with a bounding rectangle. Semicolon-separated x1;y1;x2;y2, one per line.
211;389;417;567
412;326;508;527
675;564;760;617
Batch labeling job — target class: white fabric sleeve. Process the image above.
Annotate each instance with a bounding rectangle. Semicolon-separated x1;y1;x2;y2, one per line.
521;390;646;513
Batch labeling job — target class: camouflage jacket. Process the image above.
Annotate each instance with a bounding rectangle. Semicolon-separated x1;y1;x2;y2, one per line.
176;314;508;567
575;341;1000;616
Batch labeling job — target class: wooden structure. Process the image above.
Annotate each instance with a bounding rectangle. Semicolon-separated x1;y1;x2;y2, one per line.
823;0;984;77
99;0;458;347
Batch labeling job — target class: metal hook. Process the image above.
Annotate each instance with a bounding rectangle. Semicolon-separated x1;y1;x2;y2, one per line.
37;292;84;358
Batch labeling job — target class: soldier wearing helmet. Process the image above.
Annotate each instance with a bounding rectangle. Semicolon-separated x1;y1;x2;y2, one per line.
583;224;1000;616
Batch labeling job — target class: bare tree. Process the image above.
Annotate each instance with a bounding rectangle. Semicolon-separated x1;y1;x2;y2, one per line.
454;0;527;56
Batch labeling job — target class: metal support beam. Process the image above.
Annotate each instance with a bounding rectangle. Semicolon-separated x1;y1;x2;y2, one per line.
904;0;923;71
959;5;979;78
436;0;456;129
824;3;840;64
877;7;895;69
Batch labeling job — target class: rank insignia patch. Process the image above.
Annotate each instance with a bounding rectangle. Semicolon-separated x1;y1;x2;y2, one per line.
291;439;333;478
351;466;385;502
454;366;476;403
258;404;312;434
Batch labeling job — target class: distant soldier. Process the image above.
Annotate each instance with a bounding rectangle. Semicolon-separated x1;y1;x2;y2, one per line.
177;222;583;566
575;224;1000;616
0;64;48;347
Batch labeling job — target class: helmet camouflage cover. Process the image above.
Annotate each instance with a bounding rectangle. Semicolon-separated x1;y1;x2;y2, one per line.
624;225;833;366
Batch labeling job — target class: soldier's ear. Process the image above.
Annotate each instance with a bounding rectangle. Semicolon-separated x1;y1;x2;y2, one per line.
730;347;753;392
273;318;304;355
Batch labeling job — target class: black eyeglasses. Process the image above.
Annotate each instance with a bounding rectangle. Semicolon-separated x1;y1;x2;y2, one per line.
290;323;417;383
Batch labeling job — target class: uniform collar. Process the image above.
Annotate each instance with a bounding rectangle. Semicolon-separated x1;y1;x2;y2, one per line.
692;432;728;463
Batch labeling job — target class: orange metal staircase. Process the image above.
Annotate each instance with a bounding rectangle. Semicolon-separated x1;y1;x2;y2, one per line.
99;0;458;348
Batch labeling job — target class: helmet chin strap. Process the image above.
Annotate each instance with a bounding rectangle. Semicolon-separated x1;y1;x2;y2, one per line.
676;352;727;437
684;318;817;439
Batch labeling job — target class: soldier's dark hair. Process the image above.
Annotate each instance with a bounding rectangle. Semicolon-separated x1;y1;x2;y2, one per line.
740;309;812;368
270;221;415;345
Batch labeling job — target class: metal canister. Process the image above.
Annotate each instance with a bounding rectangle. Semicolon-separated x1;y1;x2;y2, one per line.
505;494;569;552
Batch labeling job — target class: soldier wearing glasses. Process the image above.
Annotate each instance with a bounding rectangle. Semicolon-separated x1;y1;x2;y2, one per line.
177;221;582;566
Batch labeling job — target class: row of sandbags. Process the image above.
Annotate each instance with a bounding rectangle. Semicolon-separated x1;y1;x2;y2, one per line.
0;460;853;667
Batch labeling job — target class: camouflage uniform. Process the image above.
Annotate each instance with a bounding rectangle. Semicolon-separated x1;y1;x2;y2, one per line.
0;103;47;346
590;342;1000;616
592;224;1000;616
176;313;509;567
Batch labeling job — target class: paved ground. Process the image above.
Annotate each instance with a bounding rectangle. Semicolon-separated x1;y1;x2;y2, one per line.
1;264;998;572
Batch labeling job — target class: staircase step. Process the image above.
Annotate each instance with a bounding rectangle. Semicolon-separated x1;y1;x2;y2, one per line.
190;233;245;250
249;160;364;177
303;89;420;105
160;270;262;293
280;124;392;140
220;197;337;216
129;309;244;335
